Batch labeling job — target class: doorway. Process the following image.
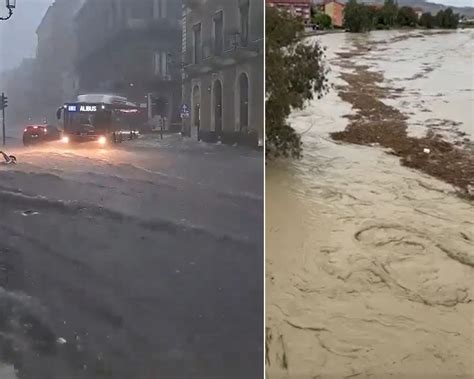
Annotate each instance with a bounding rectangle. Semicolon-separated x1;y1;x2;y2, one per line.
192;85;200;140
239;73;249;132
213;80;223;134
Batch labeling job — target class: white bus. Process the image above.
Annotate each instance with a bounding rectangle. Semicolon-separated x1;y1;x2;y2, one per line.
57;94;145;145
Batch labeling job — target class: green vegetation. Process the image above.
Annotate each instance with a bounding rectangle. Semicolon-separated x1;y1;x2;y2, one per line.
313;12;332;29
419;12;435;29
381;0;397;28
266;7;328;159
435;8;460;28
344;0;372;32
343;0;460;32
397;6;419;27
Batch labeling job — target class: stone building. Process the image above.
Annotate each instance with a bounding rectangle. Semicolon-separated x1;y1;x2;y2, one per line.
34;0;85;123
1;58;37;126
182;0;264;147
266;0;311;23
73;0;182;131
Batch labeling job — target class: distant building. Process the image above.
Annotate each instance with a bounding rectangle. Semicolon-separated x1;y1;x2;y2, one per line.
414;7;424;19
266;0;311;23
182;0;264;147
2;58;37;125
320;0;345;27
34;0;83;122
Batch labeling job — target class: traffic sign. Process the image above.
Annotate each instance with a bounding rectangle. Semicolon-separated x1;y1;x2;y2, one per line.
180;104;190;119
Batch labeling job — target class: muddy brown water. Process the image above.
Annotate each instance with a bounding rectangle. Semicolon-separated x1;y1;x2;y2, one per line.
266;30;474;379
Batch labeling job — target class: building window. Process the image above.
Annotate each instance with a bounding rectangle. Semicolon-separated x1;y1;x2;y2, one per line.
154;51;169;78
213;11;224;56
131;1;153;19
193;23;202;64
239;1;249;47
154;0;167;19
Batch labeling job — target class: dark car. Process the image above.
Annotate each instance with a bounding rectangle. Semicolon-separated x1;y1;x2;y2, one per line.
23;124;62;146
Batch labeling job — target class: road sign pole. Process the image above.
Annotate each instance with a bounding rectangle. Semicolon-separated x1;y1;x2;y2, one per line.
2;93;5;146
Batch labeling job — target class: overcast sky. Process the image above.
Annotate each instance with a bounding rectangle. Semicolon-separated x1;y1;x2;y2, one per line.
430;0;474;6
0;0;52;73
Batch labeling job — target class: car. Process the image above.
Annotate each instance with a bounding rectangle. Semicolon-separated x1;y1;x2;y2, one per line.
23;124;62;146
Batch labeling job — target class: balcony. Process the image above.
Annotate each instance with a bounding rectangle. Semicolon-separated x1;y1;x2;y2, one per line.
126;18;148;30
128;17;181;34
183;0;206;10
183;33;263;79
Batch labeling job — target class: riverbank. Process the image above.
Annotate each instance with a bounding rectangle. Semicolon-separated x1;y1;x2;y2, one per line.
304;29;345;37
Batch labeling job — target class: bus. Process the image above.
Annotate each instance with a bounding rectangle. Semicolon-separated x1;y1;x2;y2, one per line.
56;94;145;145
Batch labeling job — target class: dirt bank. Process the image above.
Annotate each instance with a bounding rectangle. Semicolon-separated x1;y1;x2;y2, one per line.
330;40;474;200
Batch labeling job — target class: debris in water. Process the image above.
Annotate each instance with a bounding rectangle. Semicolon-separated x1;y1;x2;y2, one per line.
21;210;40;217
0;151;17;164
423;148;431;154
57;337;67;345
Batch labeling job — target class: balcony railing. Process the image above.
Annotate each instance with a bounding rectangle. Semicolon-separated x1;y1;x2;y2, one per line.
183;32;263;76
183;0;204;10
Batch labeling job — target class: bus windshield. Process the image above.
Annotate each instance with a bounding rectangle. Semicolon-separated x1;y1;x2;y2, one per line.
66;109;110;130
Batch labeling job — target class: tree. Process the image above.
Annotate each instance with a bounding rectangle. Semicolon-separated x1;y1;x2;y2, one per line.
381;0;398;27
443;8;460;28
435;8;459;29
366;6;380;28
344;0;372;32
435;10;444;27
266;7;328;159
397;6;418;27
313;12;332;29
419;12;434;28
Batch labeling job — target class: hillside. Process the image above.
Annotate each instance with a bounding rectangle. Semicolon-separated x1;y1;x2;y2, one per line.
312;0;474;17
385;0;474;17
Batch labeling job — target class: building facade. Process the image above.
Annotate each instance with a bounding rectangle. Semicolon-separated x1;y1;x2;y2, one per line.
414;7;423;20
182;0;264;147
33;0;84;123
1;58;37;126
266;0;311;23
73;0;182;131
322;0;345;27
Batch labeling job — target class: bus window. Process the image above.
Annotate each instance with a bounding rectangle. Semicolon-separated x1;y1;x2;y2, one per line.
93;110;111;128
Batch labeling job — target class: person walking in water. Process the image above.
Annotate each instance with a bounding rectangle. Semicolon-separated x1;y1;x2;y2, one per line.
0;151;16;164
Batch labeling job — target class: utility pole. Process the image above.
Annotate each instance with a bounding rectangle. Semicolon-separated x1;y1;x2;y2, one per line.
1;92;7;146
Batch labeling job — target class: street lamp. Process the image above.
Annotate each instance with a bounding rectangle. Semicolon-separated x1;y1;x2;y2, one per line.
1;0;16;21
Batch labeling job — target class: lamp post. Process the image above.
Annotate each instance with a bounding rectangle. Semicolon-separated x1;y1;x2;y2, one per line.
1;0;16;21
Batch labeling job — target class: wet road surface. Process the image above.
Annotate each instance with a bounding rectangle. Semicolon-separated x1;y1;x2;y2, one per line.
0;134;264;379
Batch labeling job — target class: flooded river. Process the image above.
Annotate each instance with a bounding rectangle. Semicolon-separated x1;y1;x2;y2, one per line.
266;30;473;378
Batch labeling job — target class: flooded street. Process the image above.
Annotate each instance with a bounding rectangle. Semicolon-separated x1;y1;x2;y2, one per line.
1;136;263;379
266;30;473;378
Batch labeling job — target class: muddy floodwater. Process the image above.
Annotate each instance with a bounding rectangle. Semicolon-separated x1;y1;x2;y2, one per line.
266;30;473;379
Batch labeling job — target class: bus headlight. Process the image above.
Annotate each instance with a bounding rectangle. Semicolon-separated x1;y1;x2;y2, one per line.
61;136;69;144
98;136;107;145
